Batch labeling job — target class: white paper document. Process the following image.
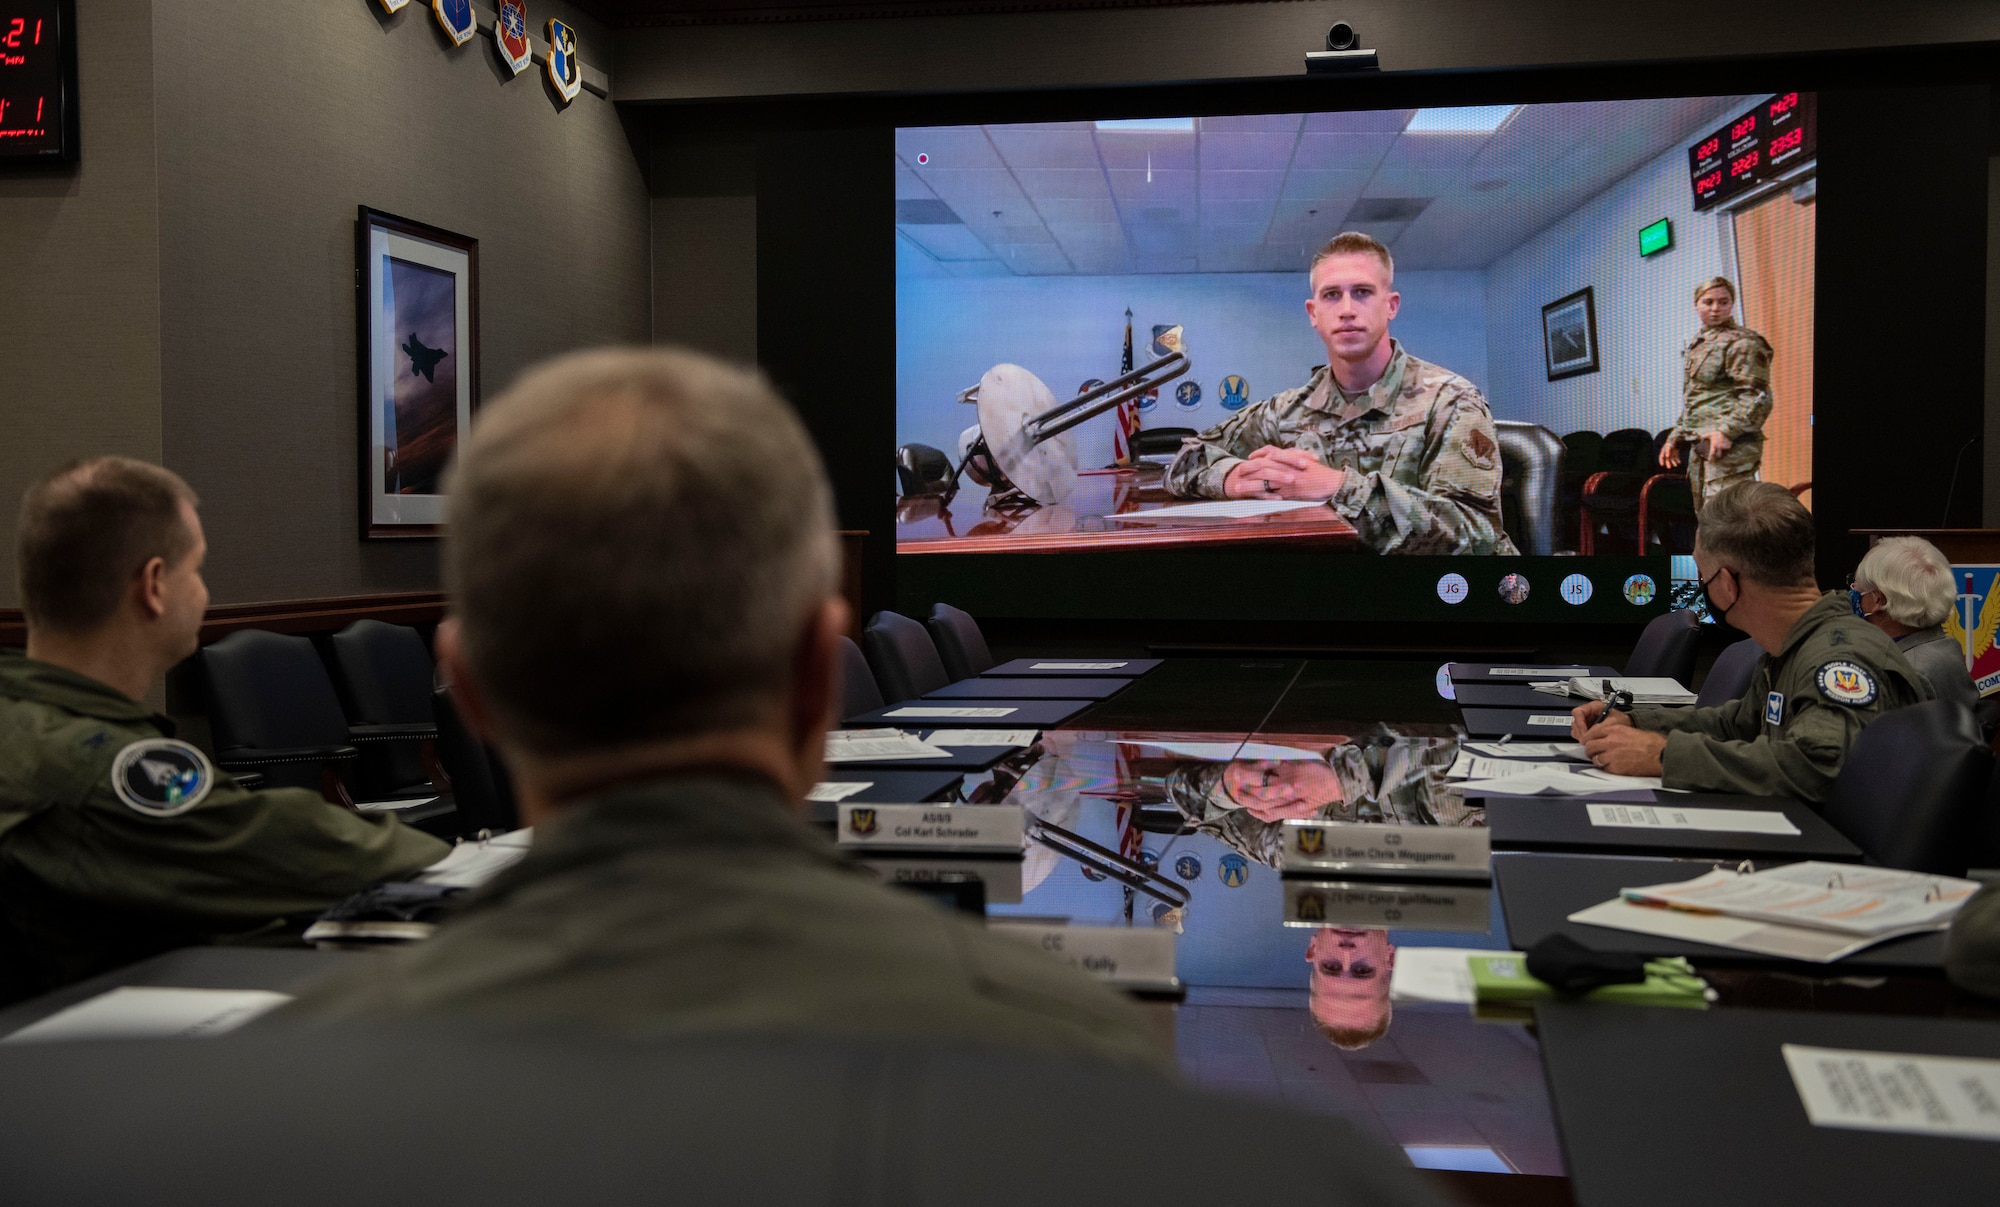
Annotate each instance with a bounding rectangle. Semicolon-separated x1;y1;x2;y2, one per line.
1460;741;1587;760
1586;803;1801;835
1029;662;1127;670
1105;498;1328;522
1482;667;1594;677
1783;1045;2000;1141
4;987;293;1044
807;781;872;803
354;795;441;813
418;828;533;888
825;728;950;762
922;729;1040;749
1620;862;1978;936
1453;764;1664;796
1567;676;1697;705
1389;947;1494;1005
1448;754;1584;780
882;706;1017;720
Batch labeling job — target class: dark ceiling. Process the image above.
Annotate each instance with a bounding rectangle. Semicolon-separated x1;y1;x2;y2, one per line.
572;0;1275;28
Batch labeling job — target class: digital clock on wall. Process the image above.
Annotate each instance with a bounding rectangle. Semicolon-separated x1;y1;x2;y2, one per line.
0;1;78;164
1686;91;1814;212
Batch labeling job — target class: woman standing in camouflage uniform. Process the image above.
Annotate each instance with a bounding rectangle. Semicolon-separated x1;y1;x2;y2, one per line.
1660;276;1774;511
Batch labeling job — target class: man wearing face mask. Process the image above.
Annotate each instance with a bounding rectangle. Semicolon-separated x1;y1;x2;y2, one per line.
1570;482;1929;802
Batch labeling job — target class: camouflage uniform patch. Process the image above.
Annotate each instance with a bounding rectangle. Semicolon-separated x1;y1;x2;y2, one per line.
1675;323;1774;511
1163;342;1518;555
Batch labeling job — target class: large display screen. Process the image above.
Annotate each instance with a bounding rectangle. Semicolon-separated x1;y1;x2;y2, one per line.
892;92;1819;620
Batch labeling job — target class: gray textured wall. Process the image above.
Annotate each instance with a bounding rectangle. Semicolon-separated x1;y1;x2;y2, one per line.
150;0;650;603
0;0;163;607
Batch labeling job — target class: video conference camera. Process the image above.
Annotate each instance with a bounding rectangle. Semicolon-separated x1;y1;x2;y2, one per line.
1306;22;1379;74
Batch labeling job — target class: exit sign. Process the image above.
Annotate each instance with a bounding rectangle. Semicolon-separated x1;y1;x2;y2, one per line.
1639;218;1673;257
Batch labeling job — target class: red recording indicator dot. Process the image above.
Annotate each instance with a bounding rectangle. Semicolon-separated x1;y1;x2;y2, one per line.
916;153;929;165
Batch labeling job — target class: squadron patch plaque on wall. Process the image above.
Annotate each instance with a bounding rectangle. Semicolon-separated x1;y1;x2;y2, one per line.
431;0;477;45
495;0;532;75
546;18;581;103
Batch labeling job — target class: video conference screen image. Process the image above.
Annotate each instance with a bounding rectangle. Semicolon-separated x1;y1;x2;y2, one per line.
894;92;1817;565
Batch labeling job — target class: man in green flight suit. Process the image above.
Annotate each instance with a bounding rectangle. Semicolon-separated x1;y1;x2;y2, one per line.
0;458;450;1004
1572;481;1929;802
1164;231;1517;555
271;349;1164;1072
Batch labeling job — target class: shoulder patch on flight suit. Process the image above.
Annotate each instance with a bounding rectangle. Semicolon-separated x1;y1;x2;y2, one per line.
1765;691;1784;725
110;739;215;817
1466;427;1496;464
1815;661;1878;706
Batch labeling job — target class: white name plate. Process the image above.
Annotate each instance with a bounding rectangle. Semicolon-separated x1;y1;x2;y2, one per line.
1280;821;1491;880
857;855;1024;904
1526;714;1573;727
837;803;1023;853
988;922;1178;991
1283;880;1492;932
1485;667;1592;677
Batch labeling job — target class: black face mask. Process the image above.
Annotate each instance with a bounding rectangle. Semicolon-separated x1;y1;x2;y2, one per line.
1699;567;1734;624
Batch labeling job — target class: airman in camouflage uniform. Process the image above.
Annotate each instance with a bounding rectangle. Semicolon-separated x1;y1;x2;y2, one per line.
1669;283;1774;510
1163;342;1518;555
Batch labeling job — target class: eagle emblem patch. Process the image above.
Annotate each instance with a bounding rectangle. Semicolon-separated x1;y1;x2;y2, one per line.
111;739;215;818
848;807;877;837
1816;661;1878;705
1296;826;1326;856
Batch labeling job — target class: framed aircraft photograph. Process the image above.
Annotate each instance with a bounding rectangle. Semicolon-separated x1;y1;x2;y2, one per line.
1541;286;1600;381
356;207;479;539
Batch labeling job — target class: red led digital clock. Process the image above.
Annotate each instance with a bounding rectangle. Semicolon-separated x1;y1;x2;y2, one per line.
1687;91;1814;211
0;1;77;164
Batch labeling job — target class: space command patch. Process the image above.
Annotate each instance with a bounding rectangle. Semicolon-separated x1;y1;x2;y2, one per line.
1815;661;1878;706
111;739;215;817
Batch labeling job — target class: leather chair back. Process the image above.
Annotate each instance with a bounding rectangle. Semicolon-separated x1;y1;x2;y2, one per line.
837;636;885;720
431;685;518;835
330;620;435;794
862;611;951;704
329;621;434;725
1130;427;1196;458
1494;421;1564;555
1695;637;1764;708
201;630;350;792
926;603;996;681
1624;609;1700;684
1596;427;1654;473
1821;700;1993;874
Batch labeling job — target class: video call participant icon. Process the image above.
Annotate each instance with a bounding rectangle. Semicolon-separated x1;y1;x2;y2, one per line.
1163;231;1517;556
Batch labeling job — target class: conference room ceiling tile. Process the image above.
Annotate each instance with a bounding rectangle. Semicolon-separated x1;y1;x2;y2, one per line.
1197;131;1297;172
895;126;1003;171
1035;196;1121;224
1094;131;1199;172
1107;168;1197;204
993;243;1074;274
901;223;994;262
1201;112;1303;134
1302;108;1418;133
1202;197;1277;226
1293;131;1400;170
1377;130;1493;171
987;127;1102;170
1014;168;1111;200
1199;170;1285;202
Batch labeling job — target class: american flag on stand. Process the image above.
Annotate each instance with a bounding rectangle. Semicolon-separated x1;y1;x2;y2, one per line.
1111;308;1140;466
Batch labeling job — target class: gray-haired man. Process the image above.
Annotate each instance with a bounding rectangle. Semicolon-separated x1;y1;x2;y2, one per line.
273;348;1160;1068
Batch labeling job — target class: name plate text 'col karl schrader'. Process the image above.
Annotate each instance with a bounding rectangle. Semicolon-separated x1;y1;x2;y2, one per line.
836;803;1024;853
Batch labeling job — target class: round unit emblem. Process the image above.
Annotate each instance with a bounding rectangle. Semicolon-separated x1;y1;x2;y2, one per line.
1175;381;1202;409
110;739;214;818
1078;378;1106;397
1173;854;1203;881
1560;573;1594;605
1623;574;1657;605
1436;572;1469;604
1816;661;1879;705
1217;852;1250;888
1219;374;1250;411
1138;388;1159;412
1498;573;1531;605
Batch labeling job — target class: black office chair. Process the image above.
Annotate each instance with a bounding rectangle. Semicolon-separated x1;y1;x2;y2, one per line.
926;603;996;682
1493;421;1564;555
1694;637;1763;708
1624;609;1700;685
1557;430;1603;552
0;1030;1447;1207
837;635;885;721
862;610;952;704
200;630;361;804
1819;701;1993;874
1577;427;1656;554
328;620;444;801
431;684;517;835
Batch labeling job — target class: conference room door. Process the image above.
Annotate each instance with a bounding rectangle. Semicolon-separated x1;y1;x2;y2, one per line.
1733;186;1816;505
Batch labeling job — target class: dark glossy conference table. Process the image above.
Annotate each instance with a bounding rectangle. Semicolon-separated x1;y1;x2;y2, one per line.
11;657;1999;1207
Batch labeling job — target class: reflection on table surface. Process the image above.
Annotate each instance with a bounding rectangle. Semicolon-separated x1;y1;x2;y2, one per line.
963;727;1559;1177
895;470;1362;554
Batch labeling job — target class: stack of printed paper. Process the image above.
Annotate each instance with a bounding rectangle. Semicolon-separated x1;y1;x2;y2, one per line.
825;729;948;762
1569;861;1982;961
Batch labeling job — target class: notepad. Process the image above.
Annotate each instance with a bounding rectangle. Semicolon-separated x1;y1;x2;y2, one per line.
882;706;1016;719
1784;1046;2000;1141
1029;662;1127;670
3;987;292;1044
418;829;533;888
922;729;1040;749
825;729;950;761
1586;803;1800;835
1460;741;1587;760
807;782;871;802
1483;667;1594;677
1454;764;1664;795
1104;499;1328;521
